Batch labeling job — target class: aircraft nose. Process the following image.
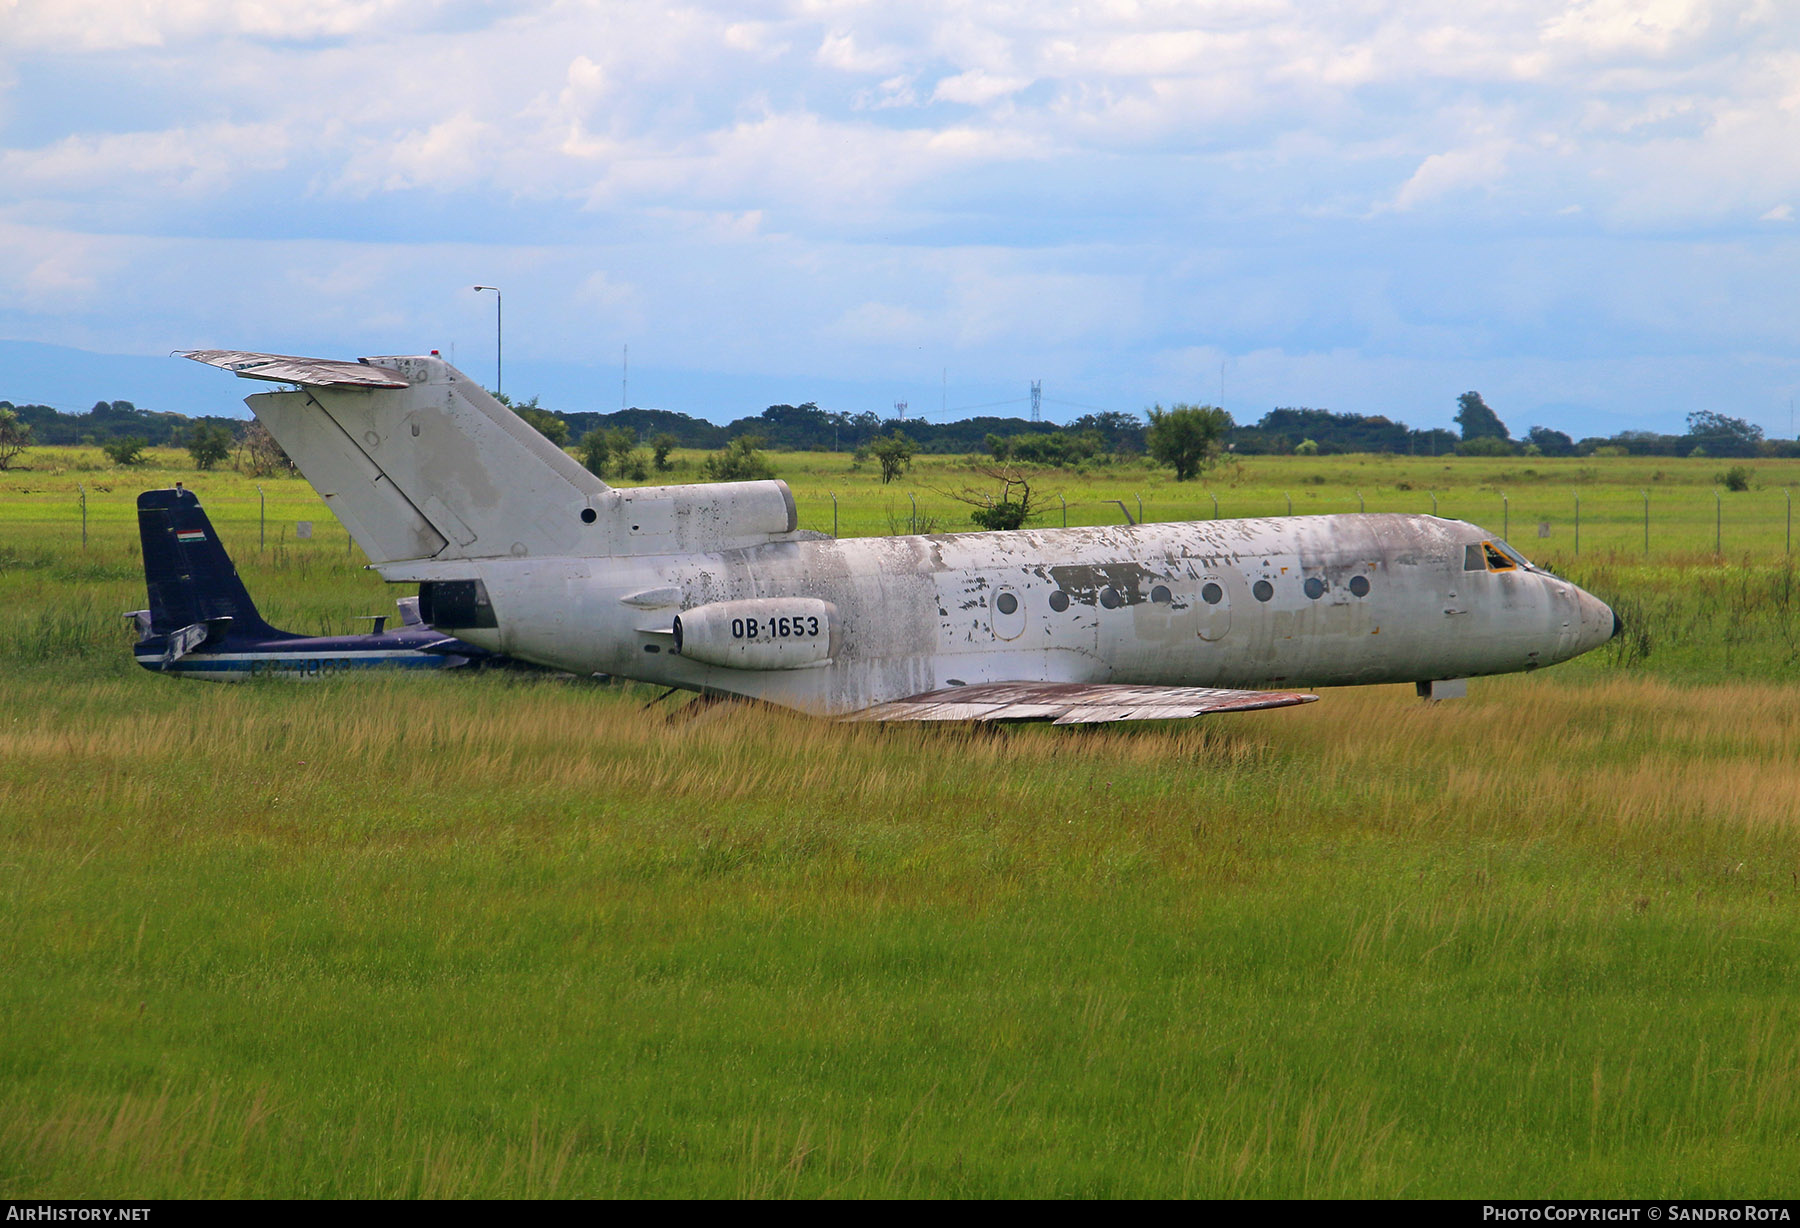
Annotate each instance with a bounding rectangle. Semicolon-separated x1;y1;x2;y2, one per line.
1570;585;1618;657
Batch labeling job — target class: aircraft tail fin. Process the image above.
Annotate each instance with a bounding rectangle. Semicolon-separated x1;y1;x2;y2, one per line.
137;488;280;639
180;350;608;566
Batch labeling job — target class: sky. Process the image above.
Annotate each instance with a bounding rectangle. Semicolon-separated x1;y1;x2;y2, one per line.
2;0;1798;437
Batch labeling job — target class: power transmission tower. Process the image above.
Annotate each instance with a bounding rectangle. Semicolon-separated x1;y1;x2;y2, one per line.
1030;380;1041;423
894;400;907;421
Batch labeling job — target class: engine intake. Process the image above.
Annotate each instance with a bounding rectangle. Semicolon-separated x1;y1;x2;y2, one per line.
673;598;838;670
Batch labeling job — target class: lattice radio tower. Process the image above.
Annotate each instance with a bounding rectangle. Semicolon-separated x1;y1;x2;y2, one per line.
1030;380;1042;423
894;399;908;421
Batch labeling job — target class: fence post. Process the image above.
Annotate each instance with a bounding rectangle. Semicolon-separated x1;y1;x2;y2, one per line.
1210;491;1219;519
1285;491;1292;516
909;491;917;534
1502;492;1508;540
1059;493;1067;529
1136;493;1143;525
78;484;87;551
1430;490;1438;516
1356;489;1364;513
831;491;838;539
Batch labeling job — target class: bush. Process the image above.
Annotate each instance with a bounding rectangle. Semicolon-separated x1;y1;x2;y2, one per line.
102;437;148;466
701;436;775;482
1294;439;1319;455
970;501;1030;531
1718;465;1752;492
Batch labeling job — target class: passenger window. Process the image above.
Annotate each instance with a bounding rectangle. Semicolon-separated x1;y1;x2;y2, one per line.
1099;586;1122;609
1252;580;1274;603
1049;590;1070;612
1349;575;1370;597
1151;585;1172;604
996;592;1019;615
1201;582;1224;605
1303;577;1325;599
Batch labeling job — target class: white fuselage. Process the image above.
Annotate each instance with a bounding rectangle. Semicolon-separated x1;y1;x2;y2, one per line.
181;350;1614;717
445;512;1616;715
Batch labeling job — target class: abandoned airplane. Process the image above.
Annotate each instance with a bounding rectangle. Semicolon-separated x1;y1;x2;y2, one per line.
130;485;499;680
182;350;1620;722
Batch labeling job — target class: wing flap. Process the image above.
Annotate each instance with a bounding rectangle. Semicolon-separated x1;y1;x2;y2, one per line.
844;681;1318;724
180;350;411;389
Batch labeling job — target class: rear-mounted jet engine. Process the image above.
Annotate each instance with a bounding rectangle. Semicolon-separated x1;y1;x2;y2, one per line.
673;599;838;670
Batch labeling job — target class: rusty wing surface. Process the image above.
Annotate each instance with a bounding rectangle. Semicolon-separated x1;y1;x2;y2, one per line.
179;350;411;389
842;681;1319;725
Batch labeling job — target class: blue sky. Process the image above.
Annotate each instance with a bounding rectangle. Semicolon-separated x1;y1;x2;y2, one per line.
2;1;1798;437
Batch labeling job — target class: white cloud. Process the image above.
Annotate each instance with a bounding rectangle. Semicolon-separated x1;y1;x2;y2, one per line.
854;74;917;109
336;113;497;194
930;69;1031;105
0;122;289;195
2;0;443;52
1389;139;1517;212
816;29;905;73
5;0;1800;433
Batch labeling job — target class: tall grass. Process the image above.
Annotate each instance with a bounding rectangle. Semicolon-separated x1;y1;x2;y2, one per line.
5;672;1800;1195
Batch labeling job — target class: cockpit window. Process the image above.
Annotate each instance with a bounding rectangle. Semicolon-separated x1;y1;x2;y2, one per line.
1492;539;1533;570
1465;541;1518;573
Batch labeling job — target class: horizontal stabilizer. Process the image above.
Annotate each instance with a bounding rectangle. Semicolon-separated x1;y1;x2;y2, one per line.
843;681;1319;724
179;350;410;388
162;619;224;664
413;637;478;656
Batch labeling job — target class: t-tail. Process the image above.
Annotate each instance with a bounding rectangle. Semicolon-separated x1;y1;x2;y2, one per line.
177;351;801;579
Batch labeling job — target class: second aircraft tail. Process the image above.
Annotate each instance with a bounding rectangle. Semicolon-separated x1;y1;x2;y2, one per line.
137;487;280;640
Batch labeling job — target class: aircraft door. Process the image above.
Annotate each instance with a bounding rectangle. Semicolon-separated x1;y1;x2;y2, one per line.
991;585;1027;640
1193;572;1232;641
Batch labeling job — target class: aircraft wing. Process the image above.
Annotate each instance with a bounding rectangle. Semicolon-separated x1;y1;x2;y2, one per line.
179;350;410;389
842;681;1319;725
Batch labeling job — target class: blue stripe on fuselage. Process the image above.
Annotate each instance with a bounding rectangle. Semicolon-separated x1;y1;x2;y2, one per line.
135;650;465;679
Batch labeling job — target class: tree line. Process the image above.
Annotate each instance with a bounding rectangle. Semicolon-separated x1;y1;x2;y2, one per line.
5;388;1793;479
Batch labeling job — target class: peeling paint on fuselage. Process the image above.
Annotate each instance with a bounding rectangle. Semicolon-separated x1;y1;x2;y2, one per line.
448;512;1616;717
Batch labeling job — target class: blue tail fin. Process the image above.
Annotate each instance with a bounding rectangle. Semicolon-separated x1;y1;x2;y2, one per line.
137;488;280;638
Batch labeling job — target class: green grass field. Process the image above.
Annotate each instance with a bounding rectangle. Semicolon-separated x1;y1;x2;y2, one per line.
4;446;1800;1196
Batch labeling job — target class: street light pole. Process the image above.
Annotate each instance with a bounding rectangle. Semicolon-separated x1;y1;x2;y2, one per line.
472;285;502;397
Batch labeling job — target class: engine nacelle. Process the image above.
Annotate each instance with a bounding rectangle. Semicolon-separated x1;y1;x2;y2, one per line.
673;598;838;671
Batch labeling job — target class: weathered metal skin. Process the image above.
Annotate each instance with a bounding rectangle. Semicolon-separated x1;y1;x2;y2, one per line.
423;513;1613;714
183;349;1619;718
